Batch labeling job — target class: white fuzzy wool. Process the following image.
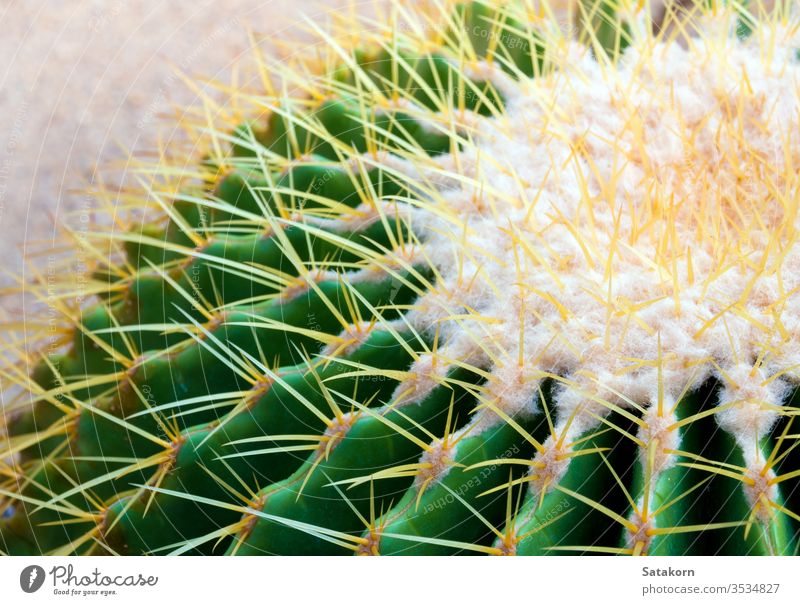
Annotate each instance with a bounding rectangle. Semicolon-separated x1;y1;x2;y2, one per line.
394;20;800;465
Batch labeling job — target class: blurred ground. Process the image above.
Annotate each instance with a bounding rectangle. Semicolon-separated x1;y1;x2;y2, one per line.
0;0;361;304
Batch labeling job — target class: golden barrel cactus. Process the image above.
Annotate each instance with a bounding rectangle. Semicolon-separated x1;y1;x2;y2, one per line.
2;0;800;556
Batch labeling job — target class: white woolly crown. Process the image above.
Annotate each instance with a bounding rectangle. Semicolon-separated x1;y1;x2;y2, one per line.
379;10;800;519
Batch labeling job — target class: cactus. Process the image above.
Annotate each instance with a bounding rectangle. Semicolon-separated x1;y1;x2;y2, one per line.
2;0;800;556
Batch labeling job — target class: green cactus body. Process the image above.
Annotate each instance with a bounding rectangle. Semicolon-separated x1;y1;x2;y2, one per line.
3;0;800;557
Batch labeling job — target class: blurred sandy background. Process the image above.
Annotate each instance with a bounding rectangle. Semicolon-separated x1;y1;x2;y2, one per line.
0;0;366;300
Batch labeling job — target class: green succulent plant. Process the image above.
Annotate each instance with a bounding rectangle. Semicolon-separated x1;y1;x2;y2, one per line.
2;0;800;556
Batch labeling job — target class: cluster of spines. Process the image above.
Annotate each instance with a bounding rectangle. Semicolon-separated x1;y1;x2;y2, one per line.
1;0;799;557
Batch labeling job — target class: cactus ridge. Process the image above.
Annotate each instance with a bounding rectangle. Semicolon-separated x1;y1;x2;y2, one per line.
2;0;800;556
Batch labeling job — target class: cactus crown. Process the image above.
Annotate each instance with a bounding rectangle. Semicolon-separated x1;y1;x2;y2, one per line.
3;0;800;556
